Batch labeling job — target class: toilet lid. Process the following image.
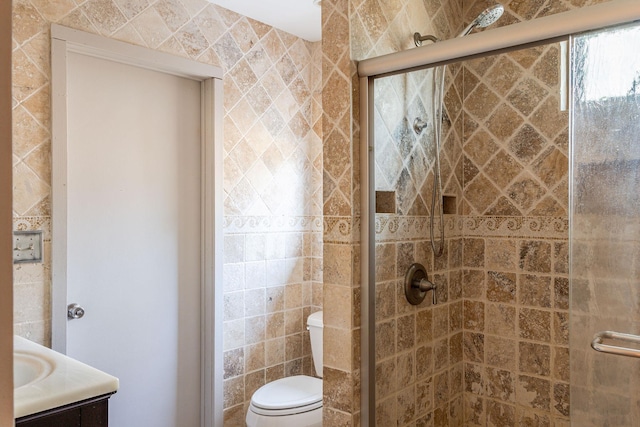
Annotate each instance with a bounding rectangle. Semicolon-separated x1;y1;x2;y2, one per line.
251;375;322;411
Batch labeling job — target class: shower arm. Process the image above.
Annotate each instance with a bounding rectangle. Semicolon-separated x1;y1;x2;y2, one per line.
413;32;438;47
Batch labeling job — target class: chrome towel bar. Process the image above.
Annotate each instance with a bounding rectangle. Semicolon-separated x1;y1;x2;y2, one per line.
591;330;640;359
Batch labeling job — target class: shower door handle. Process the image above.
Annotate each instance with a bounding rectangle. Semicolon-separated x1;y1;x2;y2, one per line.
591;330;640;359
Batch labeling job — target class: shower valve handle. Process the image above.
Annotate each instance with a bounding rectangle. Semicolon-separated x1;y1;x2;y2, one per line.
414;278;437;305
404;263;437;305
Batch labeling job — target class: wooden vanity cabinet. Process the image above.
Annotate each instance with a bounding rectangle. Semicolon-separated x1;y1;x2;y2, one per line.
16;393;114;427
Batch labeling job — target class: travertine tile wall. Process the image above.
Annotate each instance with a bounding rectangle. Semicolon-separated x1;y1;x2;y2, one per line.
322;0;465;424
331;0;615;426
459;1;607;425
460;33;572;427
373;217;465;426
12;0;322;424
321;0;361;423
372;29;466;426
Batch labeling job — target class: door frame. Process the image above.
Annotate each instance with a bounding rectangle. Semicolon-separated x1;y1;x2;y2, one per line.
50;24;224;427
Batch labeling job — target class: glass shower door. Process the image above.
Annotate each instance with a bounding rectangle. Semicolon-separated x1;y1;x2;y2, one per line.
570;22;640;427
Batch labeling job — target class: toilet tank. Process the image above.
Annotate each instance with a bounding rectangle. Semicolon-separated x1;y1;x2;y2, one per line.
307;311;323;378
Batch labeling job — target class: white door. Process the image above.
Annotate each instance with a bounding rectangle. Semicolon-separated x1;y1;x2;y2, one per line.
65;51;202;427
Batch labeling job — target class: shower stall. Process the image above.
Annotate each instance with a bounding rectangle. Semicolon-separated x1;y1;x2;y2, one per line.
358;1;640;425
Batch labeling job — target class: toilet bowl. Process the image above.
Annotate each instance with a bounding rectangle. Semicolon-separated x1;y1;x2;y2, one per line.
246;311;323;427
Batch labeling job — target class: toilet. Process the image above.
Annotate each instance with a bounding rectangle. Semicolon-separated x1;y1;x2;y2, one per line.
246;311;323;427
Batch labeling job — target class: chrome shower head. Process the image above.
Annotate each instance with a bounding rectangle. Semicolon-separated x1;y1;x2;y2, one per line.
458;4;504;37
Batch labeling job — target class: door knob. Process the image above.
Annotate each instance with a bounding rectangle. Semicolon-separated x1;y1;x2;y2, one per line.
67;303;85;319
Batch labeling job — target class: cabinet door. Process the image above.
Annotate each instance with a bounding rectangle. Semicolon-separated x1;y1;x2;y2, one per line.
16;409;81;427
80;400;109;427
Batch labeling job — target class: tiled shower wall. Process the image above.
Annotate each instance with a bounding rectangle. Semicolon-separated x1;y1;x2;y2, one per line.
372;54;466;425
458;1;607;425
324;0;614;425
460;35;572;424
11;0;322;424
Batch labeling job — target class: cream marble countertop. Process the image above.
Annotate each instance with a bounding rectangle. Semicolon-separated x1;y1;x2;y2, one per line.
14;335;119;419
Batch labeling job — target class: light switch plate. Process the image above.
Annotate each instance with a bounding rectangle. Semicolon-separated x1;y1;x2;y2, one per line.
13;231;43;264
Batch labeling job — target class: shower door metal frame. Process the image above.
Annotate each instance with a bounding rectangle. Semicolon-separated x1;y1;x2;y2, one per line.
358;0;640;424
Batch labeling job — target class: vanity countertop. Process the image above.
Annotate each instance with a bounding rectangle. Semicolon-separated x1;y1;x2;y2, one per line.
14;335;119;418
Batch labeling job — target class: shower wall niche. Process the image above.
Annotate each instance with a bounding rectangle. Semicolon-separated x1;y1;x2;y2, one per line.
370;38;571;426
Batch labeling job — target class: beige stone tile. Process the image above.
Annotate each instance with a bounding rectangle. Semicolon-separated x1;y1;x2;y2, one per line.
325;326;352;371
432;305;449;340
265;312;283;339
531;97;568;139
519;341;551;376
81;0;128;36
245;315;265;345
223;347;244;379
552;346;569;382
463;332;484;363
244;369;265;402
284;308;303;335
174;20;208;58
517;375;551;411
486;303;516;337
244;288;265;317
485;149;524;190
485;335;516;370
13;281;49;324
486;400;515;427
58;8;100;34
111;22;146;46
324;367;354;413
12;0;48;45
284;283;303;309
487;271;516;303
265;286;284;311
12;49;48;103
222;403;244;427
12;162;50;216
223;376;244;408
434;337;449;371
323;243;353;286
486;239;516;271
464;393;484;426
324;284;351;329
375;358;396;399
397;313;416;352
463;238;484;268
519;274;551;308
112;0;149;20
532;146;568;188
509;124;547;164
553;311;569;345
508;77;548;117
519;240;552;273
223;319;244;351
519;308;551;342
463;300;484;331
264;337;284;366
465;174;501;214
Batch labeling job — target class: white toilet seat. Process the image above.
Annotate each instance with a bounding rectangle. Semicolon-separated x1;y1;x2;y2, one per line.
250;375;322;416
246;375;323;427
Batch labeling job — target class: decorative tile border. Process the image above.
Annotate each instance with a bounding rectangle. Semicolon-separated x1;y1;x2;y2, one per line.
223;215;323;234
375;215;461;242
463;216;568;239
324;215;464;244
323;216;360;244
13;216;51;241
325;215;569;243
